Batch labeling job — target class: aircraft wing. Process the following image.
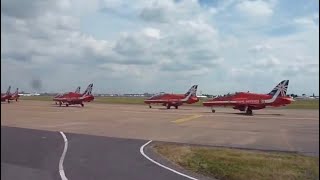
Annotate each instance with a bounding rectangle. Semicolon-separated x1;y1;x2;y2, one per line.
203;99;267;107
144;99;182;104
53;97;84;103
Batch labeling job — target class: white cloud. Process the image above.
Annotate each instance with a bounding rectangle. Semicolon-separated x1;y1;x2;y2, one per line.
139;0;205;23
142;27;161;39
1;0;318;95
1;0;222;93
293;15;318;32
249;43;272;53
253;56;280;68
236;0;273;17
294;17;315;26
178;19;217;35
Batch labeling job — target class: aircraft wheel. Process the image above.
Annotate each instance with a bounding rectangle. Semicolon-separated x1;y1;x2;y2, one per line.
149;105;152;108
175;106;178;109
66;104;69;107
212;109;216;113
59;102;62;107
16;99;18;102
246;109;253;115
81;103;84;107
7;100;10;103
166;105;170;109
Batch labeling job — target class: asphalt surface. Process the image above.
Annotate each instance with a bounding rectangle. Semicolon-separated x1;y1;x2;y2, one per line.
1;126;63;180
2;101;319;157
1;126;203;180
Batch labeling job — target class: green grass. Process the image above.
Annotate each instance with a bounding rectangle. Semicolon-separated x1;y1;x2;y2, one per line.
20;96;319;109
94;97;146;104
153;143;319;180
285;100;319;109
20;96;53;101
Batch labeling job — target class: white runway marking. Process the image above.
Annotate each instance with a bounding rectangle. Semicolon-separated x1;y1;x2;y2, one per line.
59;132;68;180
140;140;198;180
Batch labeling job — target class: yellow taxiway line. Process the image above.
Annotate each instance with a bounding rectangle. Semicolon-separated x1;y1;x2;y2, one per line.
172;114;203;124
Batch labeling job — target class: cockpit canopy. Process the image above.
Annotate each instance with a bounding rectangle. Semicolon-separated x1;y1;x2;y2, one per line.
150;92;166;98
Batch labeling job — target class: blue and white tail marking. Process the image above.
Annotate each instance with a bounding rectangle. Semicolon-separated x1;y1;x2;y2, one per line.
268;80;289;97
6;86;11;95
82;83;93;96
75;86;81;94
14;88;18;95
185;85;198;97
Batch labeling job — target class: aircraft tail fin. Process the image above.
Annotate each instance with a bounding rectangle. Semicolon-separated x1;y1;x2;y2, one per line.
82;83;93;96
6;86;11;95
182;85;198;102
75;86;81;94
267;80;289;97
185;85;198;97
13;88;18;95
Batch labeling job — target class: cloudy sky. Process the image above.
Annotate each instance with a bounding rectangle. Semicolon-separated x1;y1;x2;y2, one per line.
1;0;319;95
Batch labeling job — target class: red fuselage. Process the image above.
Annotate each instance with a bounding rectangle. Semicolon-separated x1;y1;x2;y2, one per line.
203;92;293;110
1;94;11;102
53;92;94;105
144;94;199;106
10;94;20;101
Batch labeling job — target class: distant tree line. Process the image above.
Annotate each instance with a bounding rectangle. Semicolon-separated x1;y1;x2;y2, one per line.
290;94;299;98
288;94;317;97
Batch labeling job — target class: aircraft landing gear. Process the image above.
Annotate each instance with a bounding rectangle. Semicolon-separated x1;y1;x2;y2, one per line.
7;100;10;103
81;103;84;107
59;102;62;107
211;107;215;113
149;105;152;108
166;104;171;109
175;106;178;109
246;108;253;115
16;99;18;102
66;104;69;107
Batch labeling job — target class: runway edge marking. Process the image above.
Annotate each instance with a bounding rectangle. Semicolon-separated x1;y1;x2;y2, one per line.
59;132;69;180
140;140;198;180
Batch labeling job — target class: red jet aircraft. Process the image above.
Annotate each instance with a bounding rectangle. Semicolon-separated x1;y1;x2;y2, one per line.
203;80;293;115
54;86;81;102
9;88;20;101
53;83;94;107
144;85;199;109
1;86;12;103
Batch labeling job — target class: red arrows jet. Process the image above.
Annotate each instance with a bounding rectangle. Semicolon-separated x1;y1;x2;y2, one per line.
144;85;199;109
203;80;294;115
53;83;94;107
54;86;81;100
9;88;20;101
1;86;12;103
